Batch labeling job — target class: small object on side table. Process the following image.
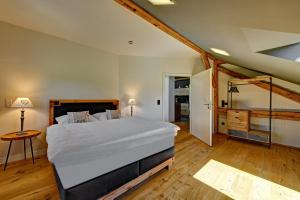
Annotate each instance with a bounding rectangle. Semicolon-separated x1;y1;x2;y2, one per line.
128;98;136;117
1;130;41;170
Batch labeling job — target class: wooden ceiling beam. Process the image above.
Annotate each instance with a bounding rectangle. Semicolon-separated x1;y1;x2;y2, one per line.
202;53;210;69
218;66;248;79
219;66;300;104
115;0;216;61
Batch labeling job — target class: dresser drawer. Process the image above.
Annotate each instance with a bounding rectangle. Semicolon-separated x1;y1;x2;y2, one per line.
227;121;249;132
227;110;249;132
227;110;248;121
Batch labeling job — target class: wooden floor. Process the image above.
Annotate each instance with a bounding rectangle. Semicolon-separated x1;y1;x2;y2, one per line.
1;129;300;200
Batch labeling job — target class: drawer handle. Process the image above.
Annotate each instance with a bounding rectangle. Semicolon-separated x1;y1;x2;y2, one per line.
235;117;239;119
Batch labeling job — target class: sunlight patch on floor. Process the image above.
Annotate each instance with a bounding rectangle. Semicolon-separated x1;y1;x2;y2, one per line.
193;160;300;200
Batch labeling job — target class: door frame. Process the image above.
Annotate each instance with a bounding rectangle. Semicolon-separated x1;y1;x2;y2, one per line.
162;73;191;122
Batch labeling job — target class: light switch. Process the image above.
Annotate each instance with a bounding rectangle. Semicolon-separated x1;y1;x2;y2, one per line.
157;100;160;105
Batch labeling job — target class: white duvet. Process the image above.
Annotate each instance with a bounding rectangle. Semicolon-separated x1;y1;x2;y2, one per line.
47;117;179;165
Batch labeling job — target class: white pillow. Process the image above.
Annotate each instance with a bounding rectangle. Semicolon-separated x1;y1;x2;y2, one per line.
56;113;97;124
88;115;99;122
55;115;69;125
67;111;89;123
93;112;108;121
106;110;121;120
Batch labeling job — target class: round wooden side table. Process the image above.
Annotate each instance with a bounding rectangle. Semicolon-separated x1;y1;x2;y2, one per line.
1;130;41;170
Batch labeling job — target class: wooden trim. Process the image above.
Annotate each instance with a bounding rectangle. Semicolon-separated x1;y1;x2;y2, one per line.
218;66;300;104
99;157;175;200
202;53;210;69
218;66;248;79
219;107;300;121
213;61;219;134
214;60;226;66
229;75;271;85
49;100;55;126
50;99;119;105
256;82;300;103
49;99;120;125
114;0;213;58
273;142;300;151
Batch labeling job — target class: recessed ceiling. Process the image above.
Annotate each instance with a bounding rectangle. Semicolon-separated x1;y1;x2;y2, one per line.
132;0;300;84
0;0;198;58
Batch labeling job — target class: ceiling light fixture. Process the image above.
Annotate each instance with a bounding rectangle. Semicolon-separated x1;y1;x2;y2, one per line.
148;0;175;5
211;48;230;56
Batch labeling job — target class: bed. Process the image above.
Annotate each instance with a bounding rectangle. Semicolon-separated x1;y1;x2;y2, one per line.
47;99;177;200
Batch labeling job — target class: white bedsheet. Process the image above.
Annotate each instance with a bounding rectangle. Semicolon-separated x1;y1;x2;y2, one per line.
46;117;178;188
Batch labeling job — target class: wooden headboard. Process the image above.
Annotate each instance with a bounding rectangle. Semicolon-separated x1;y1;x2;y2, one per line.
49;99;119;125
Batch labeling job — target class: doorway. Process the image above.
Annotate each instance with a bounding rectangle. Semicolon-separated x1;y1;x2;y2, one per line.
163;69;213;146
163;74;191;131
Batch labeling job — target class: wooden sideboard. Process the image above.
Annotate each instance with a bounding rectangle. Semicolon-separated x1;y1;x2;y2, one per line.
226;109;270;146
227;110;249;132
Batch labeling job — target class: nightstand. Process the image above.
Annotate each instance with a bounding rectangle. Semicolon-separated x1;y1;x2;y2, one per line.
1;130;41;170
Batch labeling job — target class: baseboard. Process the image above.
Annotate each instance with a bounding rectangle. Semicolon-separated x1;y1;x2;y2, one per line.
273;142;300;150
0;148;47;165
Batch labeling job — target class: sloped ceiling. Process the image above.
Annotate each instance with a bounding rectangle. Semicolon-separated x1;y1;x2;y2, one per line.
132;0;300;84
0;0;198;58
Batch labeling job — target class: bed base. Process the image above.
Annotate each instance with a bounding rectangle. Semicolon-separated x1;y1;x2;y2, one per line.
53;147;175;200
100;157;174;200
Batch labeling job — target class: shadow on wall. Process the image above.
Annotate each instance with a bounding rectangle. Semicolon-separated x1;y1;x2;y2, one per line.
192;57;205;75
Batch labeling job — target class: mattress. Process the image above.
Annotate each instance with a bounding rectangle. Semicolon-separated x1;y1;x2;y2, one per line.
46;117;178;189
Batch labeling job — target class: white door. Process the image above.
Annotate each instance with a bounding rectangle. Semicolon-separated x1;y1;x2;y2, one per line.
190;68;213;146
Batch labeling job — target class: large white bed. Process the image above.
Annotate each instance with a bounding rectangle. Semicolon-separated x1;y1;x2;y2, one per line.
47;117;178;189
47;99;178;200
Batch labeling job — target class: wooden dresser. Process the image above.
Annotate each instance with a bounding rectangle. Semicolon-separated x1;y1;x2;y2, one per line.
227;109;270;145
227;109;249;132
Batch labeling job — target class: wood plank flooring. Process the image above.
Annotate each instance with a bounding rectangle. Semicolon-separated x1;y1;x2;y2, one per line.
1;129;300;200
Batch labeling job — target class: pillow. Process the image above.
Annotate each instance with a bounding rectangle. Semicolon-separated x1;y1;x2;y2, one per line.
106;110;121;120
88;115;99;122
93;112;107;121
55;115;69;125
67;111;89;123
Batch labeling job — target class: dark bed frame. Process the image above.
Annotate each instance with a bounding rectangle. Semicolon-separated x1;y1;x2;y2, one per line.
49;99;175;200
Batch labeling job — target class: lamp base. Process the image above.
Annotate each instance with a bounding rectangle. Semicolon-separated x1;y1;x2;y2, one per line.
16;131;27;136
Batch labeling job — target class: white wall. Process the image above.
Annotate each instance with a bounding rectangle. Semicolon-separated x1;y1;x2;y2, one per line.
0;22;119;162
119;56;203;120
218;71;300;147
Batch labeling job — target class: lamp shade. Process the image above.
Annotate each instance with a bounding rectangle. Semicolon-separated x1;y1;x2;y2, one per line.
228;86;239;93
12;97;33;108
128;98;136;105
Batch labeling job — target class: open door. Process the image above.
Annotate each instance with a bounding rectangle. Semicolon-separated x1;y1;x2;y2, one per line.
190;68;213;146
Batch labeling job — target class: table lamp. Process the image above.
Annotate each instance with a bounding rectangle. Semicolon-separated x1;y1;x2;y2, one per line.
12;97;33;135
128;98;136;117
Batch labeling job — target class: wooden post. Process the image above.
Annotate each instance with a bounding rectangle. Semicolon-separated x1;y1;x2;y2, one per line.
202;53;211;69
213;61;219;134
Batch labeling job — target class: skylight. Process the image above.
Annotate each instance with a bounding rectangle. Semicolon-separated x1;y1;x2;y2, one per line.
259;42;300;63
